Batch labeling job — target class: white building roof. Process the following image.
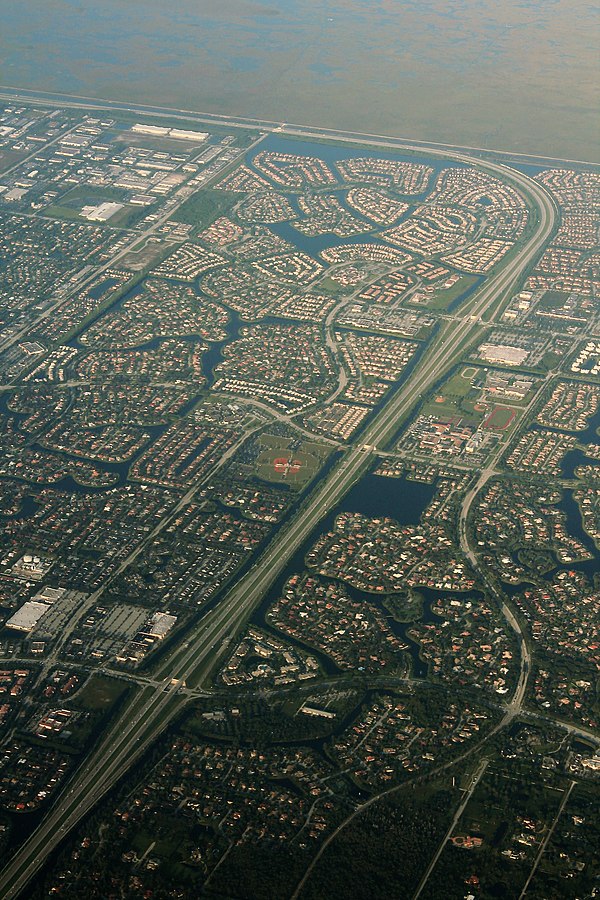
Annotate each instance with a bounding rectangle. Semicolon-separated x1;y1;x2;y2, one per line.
147;611;177;638
6;601;51;633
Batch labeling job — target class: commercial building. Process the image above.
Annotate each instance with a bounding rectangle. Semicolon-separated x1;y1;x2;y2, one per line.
6;601;51;633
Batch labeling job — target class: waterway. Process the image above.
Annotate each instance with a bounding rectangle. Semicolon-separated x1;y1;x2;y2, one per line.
200;307;242;387
501;485;599;596
246;133;453;261
249;471;438;676
248;134;455;182
65;281;146;350
67;275;243;391
87;276;121;301
557;488;599;583
0;491;40;521
561;449;600;480
559;405;600;479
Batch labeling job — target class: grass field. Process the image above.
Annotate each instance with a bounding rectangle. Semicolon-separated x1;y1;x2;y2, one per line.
312;275;355;296
443;370;478;398
253;433;329;489
407;274;479;311
71;675;129;712
45;183;148;229
422;366;523;432
483;405;516;431
0;149;27;174
538;289;569;310
59;184;126;206
170;188;237;232
422;390;482;422
119;236;173;272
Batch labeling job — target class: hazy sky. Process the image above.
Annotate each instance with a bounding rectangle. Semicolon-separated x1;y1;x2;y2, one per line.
1;0;598;160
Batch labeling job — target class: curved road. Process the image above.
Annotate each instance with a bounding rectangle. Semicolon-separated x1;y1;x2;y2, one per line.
0;112;556;899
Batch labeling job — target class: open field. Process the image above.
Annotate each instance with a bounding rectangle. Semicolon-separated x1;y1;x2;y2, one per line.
71;676;130;713
483;405;516;431
170;188;237;232
408;274;479;310
254;433;330;489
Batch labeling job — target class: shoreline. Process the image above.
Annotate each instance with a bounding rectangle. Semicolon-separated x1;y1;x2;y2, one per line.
1;84;599;170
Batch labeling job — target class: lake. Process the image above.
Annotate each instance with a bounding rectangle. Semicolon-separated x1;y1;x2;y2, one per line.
1;0;598;162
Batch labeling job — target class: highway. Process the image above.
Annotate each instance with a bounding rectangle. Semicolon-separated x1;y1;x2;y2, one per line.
0;108;557;897
1;85;598;169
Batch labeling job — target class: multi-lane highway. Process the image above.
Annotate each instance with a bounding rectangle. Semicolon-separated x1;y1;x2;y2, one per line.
2;85;598;169
0;99;558;898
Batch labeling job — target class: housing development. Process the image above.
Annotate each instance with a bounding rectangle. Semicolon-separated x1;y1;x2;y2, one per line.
0;96;598;900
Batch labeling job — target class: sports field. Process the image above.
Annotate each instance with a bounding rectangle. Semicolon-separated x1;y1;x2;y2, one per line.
482;406;516;431
254;433;329;489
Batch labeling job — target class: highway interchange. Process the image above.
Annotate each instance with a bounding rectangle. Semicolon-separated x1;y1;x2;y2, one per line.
0;93;576;898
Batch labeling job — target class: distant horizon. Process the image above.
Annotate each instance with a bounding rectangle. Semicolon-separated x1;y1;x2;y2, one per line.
1;0;598;162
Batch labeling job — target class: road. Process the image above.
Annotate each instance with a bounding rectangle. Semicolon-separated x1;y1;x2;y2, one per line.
456;376;556;722
0;131;266;358
411;758;489;900
1;85;598;168
290;700;517;900
0;109;557;897
521;711;600;748
518;780;575;899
